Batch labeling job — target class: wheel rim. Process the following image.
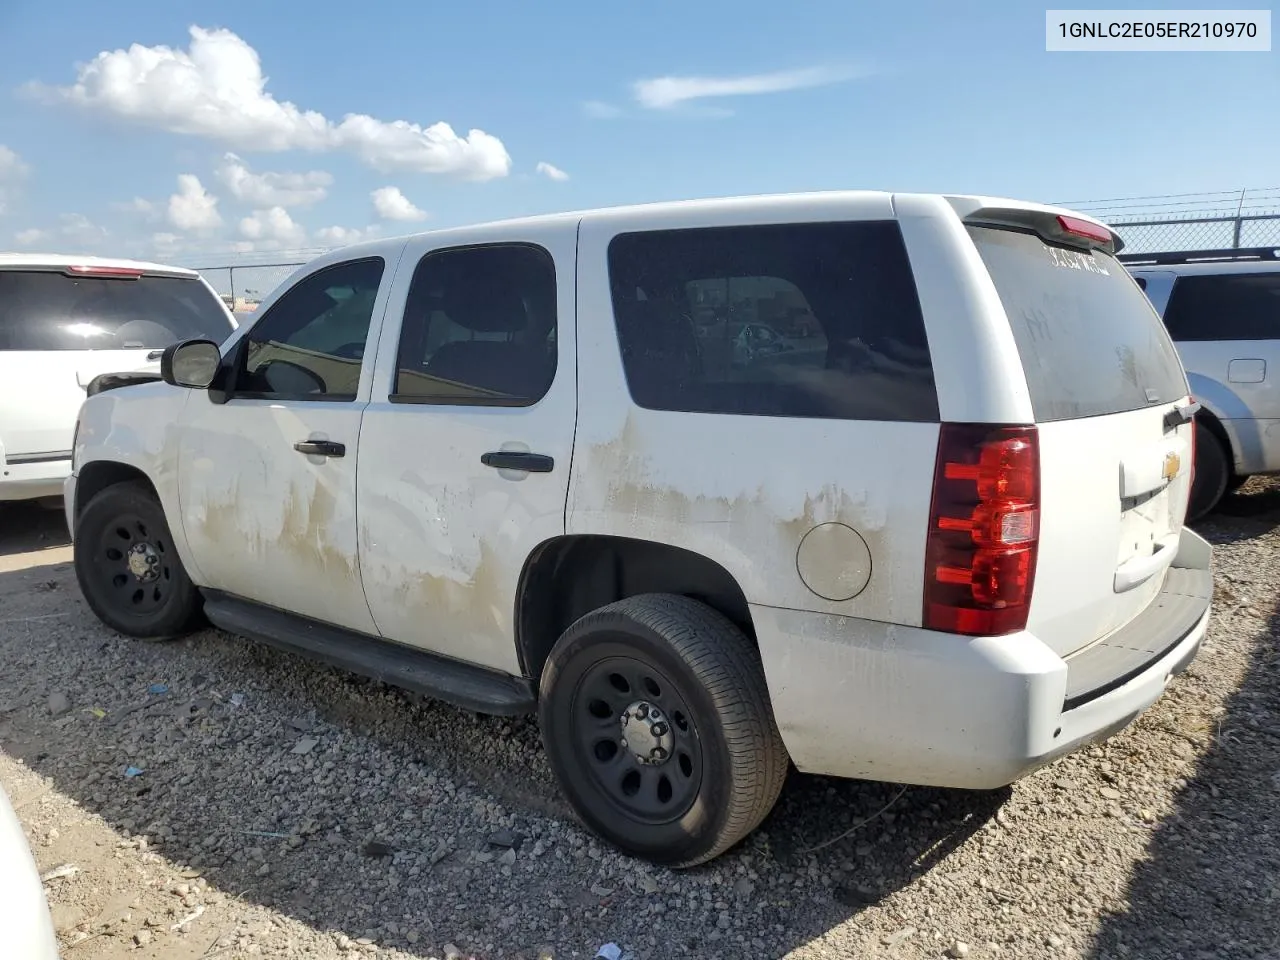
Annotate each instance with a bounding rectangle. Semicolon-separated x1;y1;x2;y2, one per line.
571;655;703;824
93;511;172;615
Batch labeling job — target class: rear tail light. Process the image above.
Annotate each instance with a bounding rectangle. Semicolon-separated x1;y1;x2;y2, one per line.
1188;396;1197;491
924;424;1040;636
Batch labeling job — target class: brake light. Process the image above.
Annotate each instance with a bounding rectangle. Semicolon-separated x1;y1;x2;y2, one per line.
924;424;1040;636
64;265;144;279
1188;398;1197;490
1056;215;1112;246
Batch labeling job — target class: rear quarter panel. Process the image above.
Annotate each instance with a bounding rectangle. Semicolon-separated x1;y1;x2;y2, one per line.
568;198;941;624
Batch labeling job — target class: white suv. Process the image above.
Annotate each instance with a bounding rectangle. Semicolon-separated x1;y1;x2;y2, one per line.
0;254;235;504
1122;248;1280;519
65;193;1212;867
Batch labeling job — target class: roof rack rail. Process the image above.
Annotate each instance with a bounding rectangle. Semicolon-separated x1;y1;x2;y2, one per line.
1117;247;1280;266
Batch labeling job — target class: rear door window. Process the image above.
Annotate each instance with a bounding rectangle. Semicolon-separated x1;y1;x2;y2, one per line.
606;221;938;422
0;270;234;351
1162;273;1280;341
967;226;1188;421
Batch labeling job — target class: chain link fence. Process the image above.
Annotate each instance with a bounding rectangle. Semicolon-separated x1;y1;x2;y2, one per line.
196;262;306;318
189;190;1280;305
1063;187;1280;254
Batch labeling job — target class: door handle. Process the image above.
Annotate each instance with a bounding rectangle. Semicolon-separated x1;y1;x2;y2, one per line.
294;440;346;458
481;451;554;473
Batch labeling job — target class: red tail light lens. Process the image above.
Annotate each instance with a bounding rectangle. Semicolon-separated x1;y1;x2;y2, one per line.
1056;215;1112;246
1188;397;1197;492
924;424;1040;636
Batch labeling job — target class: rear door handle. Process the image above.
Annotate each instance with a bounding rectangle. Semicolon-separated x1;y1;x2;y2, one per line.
294;440;346;458
481;451;554;473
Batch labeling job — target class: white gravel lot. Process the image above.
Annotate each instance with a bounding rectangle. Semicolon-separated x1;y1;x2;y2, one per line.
0;482;1277;960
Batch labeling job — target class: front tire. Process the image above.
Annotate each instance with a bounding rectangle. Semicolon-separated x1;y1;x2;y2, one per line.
73;481;203;640
1187;422;1230;523
539;593;788;868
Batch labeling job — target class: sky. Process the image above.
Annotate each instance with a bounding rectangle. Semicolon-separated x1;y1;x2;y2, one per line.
0;0;1276;266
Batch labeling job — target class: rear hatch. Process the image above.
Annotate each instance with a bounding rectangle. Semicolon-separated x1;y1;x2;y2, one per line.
0;266;235;459
966;221;1194;658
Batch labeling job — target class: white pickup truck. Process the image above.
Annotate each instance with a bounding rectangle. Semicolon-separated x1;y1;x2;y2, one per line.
66;192;1212;866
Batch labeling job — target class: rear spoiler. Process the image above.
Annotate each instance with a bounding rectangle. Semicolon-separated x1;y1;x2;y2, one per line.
962;206;1122;256
85;371;164;397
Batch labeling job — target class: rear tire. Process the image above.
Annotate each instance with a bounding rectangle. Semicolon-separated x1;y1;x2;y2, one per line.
73;481;203;641
538;593;788;868
1187;422;1230;523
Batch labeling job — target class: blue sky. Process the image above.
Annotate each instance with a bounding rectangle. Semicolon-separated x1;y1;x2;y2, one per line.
0;0;1276;265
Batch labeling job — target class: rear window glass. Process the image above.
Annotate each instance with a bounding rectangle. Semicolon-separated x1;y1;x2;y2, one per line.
606;221;938;422
967;227;1187;421
0;270;234;351
1163;272;1280;341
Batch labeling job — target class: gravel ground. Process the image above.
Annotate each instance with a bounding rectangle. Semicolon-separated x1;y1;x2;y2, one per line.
0;483;1277;960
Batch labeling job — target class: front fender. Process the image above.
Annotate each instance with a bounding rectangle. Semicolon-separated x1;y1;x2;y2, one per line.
74;382;203;580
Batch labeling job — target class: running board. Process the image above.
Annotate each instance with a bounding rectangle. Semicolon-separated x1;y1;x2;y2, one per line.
201;591;536;716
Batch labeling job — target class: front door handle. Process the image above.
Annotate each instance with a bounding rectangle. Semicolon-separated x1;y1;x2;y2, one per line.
294;440;346;458
481;451;554;473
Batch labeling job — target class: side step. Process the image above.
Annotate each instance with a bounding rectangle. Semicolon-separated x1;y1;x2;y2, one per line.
201;591;537;716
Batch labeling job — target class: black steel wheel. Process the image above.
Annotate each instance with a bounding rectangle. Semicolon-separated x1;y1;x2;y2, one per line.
539;593;788;868
573;655;704;825
74;481;203;640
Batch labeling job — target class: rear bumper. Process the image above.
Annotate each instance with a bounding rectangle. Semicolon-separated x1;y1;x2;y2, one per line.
0;456;71;502
754;528;1213;790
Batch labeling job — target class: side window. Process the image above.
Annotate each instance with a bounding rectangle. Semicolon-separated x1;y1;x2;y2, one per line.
606;221;937;421
235;257;385;400
1163;273;1280;341
391;244;557;406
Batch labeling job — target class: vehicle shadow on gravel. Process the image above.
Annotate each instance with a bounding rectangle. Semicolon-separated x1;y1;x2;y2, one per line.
1197;477;1280;545
0;505;1005;958
1090;481;1280;960
0;501;70;557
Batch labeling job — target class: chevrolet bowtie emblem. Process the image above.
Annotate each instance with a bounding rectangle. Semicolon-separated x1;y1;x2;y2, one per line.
1162;451;1181;482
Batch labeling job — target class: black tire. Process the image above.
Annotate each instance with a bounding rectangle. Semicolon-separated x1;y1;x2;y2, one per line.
1187;422;1230;523
538;593;788;868
73;481;203;640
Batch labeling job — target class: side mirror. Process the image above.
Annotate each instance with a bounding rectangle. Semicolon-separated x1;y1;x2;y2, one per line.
161;339;221;389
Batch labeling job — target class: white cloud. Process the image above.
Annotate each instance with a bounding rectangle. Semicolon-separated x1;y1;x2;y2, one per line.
371;186;428;222
536;161;569;182
315;224;379;247
0;145;29;214
32;26;512;180
14;227;48;246
239;206;307;249
216;152;331;207
633;65;858;110
167;174;222;231
111;197;160;219
0;145;28;180
582;100;622;120
58;213;109;248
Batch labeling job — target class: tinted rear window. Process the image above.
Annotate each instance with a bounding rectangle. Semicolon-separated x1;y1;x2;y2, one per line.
968;227;1187;421
1163;272;1280;341
0;270;234;351
606;220;938;422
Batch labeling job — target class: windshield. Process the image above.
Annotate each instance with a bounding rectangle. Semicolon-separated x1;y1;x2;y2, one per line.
967;226;1188;421
0;270;235;352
